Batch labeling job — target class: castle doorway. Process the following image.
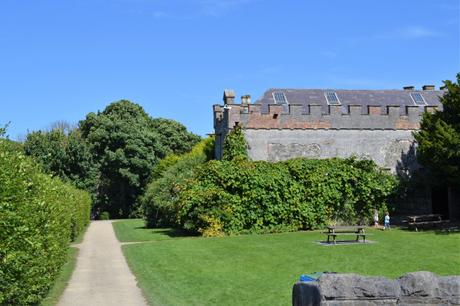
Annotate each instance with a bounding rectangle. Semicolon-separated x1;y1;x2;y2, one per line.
431;186;449;219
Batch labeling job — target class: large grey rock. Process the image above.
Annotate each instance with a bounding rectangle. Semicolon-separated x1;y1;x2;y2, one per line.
398;271;439;297
292;272;460;306
438;276;460;305
319;273;400;300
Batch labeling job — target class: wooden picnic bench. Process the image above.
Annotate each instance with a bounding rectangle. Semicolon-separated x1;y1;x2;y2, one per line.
324;226;368;244
406;214;450;231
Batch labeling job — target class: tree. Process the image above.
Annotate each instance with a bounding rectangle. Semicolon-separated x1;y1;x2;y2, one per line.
414;73;460;188
79;100;201;218
23;128;98;194
151;118;201;157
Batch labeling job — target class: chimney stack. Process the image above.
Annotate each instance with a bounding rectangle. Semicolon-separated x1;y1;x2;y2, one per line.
241;95;251;105
403;86;415;91
223;89;235;105
422;85;435;91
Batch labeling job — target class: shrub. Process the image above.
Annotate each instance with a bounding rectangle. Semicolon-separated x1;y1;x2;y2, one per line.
0;138;91;305
222;125;248;161
177;157;397;236
100;211;110;220
142;137;214;228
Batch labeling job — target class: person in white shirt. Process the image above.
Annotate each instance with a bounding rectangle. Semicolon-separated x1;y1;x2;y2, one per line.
384;212;390;230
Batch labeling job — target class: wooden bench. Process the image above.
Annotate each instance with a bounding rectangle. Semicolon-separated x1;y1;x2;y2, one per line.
324;226;368;244
406;214;450;231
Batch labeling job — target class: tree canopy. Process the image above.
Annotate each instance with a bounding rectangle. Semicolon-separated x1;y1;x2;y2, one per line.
23;100;201;218
79;100;200;217
414;73;460;187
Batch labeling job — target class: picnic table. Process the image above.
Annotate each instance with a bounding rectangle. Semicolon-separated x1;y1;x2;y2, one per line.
324;226;367;244
406;214;449;231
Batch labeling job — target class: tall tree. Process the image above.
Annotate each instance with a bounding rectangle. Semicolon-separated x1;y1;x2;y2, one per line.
23;128;98;193
151;118;201;157
79;100;201;218
414;73;460;187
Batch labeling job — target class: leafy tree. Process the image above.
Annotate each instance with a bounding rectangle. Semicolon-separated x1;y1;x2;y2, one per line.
222;125;248;161
151;118;201;157
79;100;200;218
23;128;98;193
414;74;460;187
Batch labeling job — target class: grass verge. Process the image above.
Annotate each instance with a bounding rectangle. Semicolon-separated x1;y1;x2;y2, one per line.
115;219;460;306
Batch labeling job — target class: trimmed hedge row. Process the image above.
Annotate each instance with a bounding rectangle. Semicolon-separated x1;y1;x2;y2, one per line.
0;138;91;305
175;158;397;236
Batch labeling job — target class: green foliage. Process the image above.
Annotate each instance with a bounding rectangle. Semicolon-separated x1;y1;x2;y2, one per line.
151;118;201;156
78;100;201;218
177;158;397;236
0;138;91;305
23;128;99;197
100;211;110;220
414;73;460;187
222;125;248;161
142;137;214;228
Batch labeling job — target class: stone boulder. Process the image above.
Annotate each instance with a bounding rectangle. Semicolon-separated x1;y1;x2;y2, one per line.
292;272;460;306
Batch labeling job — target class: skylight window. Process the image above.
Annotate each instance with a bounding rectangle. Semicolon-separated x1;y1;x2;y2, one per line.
273;91;288;104
325;91;340;105
410;92;426;105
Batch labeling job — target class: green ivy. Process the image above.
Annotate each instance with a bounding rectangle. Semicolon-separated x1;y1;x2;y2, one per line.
222;125;248;161
176;157;398;236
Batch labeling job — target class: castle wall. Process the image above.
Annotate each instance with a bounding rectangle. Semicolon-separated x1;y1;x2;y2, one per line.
213;103;438;172
244;129;416;172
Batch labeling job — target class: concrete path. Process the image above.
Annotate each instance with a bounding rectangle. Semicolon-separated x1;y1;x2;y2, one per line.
58;221;148;306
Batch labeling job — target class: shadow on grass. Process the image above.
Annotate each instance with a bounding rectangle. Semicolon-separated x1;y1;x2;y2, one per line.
134;226;197;238
434;222;460;235
397;222;460;235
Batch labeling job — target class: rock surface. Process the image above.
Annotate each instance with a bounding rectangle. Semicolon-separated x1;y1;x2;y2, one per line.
292;272;460;306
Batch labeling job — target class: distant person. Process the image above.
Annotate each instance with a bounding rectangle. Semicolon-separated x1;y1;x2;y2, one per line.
374;209;379;227
384;212;390;230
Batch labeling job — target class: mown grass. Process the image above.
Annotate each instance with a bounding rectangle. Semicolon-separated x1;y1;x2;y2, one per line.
114;219;460;306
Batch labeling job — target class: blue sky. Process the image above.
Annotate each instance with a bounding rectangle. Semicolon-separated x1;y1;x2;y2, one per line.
1;0;459;139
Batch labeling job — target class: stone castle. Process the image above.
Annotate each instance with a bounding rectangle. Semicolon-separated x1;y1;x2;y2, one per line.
213;86;444;174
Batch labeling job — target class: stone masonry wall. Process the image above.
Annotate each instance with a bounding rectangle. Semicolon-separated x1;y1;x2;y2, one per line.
244;129;416;172
292;271;460;306
213;103;437;171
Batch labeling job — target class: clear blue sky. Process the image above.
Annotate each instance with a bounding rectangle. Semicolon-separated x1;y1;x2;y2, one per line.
1;0;459;139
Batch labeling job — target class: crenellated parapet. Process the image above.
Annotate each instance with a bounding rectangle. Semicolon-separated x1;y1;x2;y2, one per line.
214;103;438;131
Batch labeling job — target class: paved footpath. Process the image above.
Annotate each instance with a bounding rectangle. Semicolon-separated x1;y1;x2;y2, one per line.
58;220;148;306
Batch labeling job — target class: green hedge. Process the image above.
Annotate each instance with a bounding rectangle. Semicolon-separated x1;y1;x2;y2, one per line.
0;139;91;305
176;158;397;236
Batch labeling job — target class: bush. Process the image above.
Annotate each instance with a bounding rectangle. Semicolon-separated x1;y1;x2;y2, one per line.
100;211;110;220
0;138;91;305
142;137;214;228
222;125;248;161
176;157;397;236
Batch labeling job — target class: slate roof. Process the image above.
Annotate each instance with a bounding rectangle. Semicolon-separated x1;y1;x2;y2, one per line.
255;89;444;114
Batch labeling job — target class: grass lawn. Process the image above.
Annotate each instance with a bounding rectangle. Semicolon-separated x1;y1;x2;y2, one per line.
113;219;460;306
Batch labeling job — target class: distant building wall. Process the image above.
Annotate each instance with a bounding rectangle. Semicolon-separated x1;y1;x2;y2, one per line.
244;129;416;171
214;102;438;172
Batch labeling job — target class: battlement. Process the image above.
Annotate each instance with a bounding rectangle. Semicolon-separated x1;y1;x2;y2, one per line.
214;103;438;131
